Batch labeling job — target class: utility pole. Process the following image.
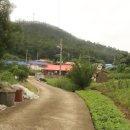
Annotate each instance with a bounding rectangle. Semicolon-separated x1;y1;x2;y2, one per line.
59;38;62;76
26;49;28;64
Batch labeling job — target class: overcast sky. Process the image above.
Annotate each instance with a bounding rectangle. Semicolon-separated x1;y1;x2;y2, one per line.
10;0;130;52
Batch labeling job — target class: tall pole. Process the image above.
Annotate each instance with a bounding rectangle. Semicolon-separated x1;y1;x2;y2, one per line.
59;38;62;76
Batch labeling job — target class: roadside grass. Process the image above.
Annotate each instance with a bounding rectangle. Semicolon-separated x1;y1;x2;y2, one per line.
21;81;38;93
76;90;130;130
46;77;80;91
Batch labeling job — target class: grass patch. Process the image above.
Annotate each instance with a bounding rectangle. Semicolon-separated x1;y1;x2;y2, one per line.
46;77;80;91
21;81;38;93
76;90;130;130
108;73;130;80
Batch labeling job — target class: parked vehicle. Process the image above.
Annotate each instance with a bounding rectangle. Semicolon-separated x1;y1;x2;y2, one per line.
35;72;46;81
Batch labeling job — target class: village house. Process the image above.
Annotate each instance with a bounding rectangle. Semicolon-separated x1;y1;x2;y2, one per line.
28;61;48;71
43;64;72;75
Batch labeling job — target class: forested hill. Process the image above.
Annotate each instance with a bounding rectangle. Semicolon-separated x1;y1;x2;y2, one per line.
10;21;127;63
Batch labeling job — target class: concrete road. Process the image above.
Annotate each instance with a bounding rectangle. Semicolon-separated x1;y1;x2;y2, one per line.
0;77;95;130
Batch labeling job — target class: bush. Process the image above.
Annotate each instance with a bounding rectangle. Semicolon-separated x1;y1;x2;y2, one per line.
13;69;28;81
18;65;29;73
76;90;130;130
124;67;130;73
9;65;29;81
117;64;127;72
68;61;95;90
0;71;16;84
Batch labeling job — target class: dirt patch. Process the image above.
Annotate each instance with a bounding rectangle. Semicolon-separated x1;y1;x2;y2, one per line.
115;102;130;121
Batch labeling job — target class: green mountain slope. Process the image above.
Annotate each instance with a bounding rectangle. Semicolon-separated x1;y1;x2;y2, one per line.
10;21;128;63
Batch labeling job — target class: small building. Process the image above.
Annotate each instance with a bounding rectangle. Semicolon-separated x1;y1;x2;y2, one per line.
43;64;72;75
0;83;16;107
96;70;108;83
105;64;113;68
6;60;27;65
65;62;75;65
28;61;48;71
30;64;43;71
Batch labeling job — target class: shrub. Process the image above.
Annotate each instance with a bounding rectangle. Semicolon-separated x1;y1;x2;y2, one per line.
68;61;95;90
13;69;28;81
117;64;127;72
18;65;29;73
0;71;16;84
124;67;130;73
10;64;29;73
9;65;29;81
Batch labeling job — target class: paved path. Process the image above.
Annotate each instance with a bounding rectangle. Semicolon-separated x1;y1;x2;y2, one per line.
0;77;95;130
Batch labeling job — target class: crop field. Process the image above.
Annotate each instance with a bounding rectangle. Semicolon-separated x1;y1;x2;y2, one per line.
77;90;130;130
90;79;130;111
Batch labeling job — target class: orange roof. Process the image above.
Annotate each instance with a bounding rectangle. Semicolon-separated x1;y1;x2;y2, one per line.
43;64;72;71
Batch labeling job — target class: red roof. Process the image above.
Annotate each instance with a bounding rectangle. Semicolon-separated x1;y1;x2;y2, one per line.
43;64;72;71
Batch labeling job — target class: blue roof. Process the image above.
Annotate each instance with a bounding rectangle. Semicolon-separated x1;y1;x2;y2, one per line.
28;61;48;65
105;64;113;68
5;60;48;66
17;61;27;65
6;60;27;65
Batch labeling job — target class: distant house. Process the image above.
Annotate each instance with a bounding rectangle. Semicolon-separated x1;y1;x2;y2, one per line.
43;64;72;75
105;64;113;68
28;61;48;71
6;60;27;65
36;59;52;64
65;62;75;65
30;64;43;71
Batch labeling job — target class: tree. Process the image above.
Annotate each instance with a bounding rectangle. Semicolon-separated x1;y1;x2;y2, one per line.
68;61;96;90
10;21;127;62
0;0;12;57
10;65;29;81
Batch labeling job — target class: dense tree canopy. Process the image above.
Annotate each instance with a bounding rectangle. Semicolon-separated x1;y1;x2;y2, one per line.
0;0;12;57
9;21;128;63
